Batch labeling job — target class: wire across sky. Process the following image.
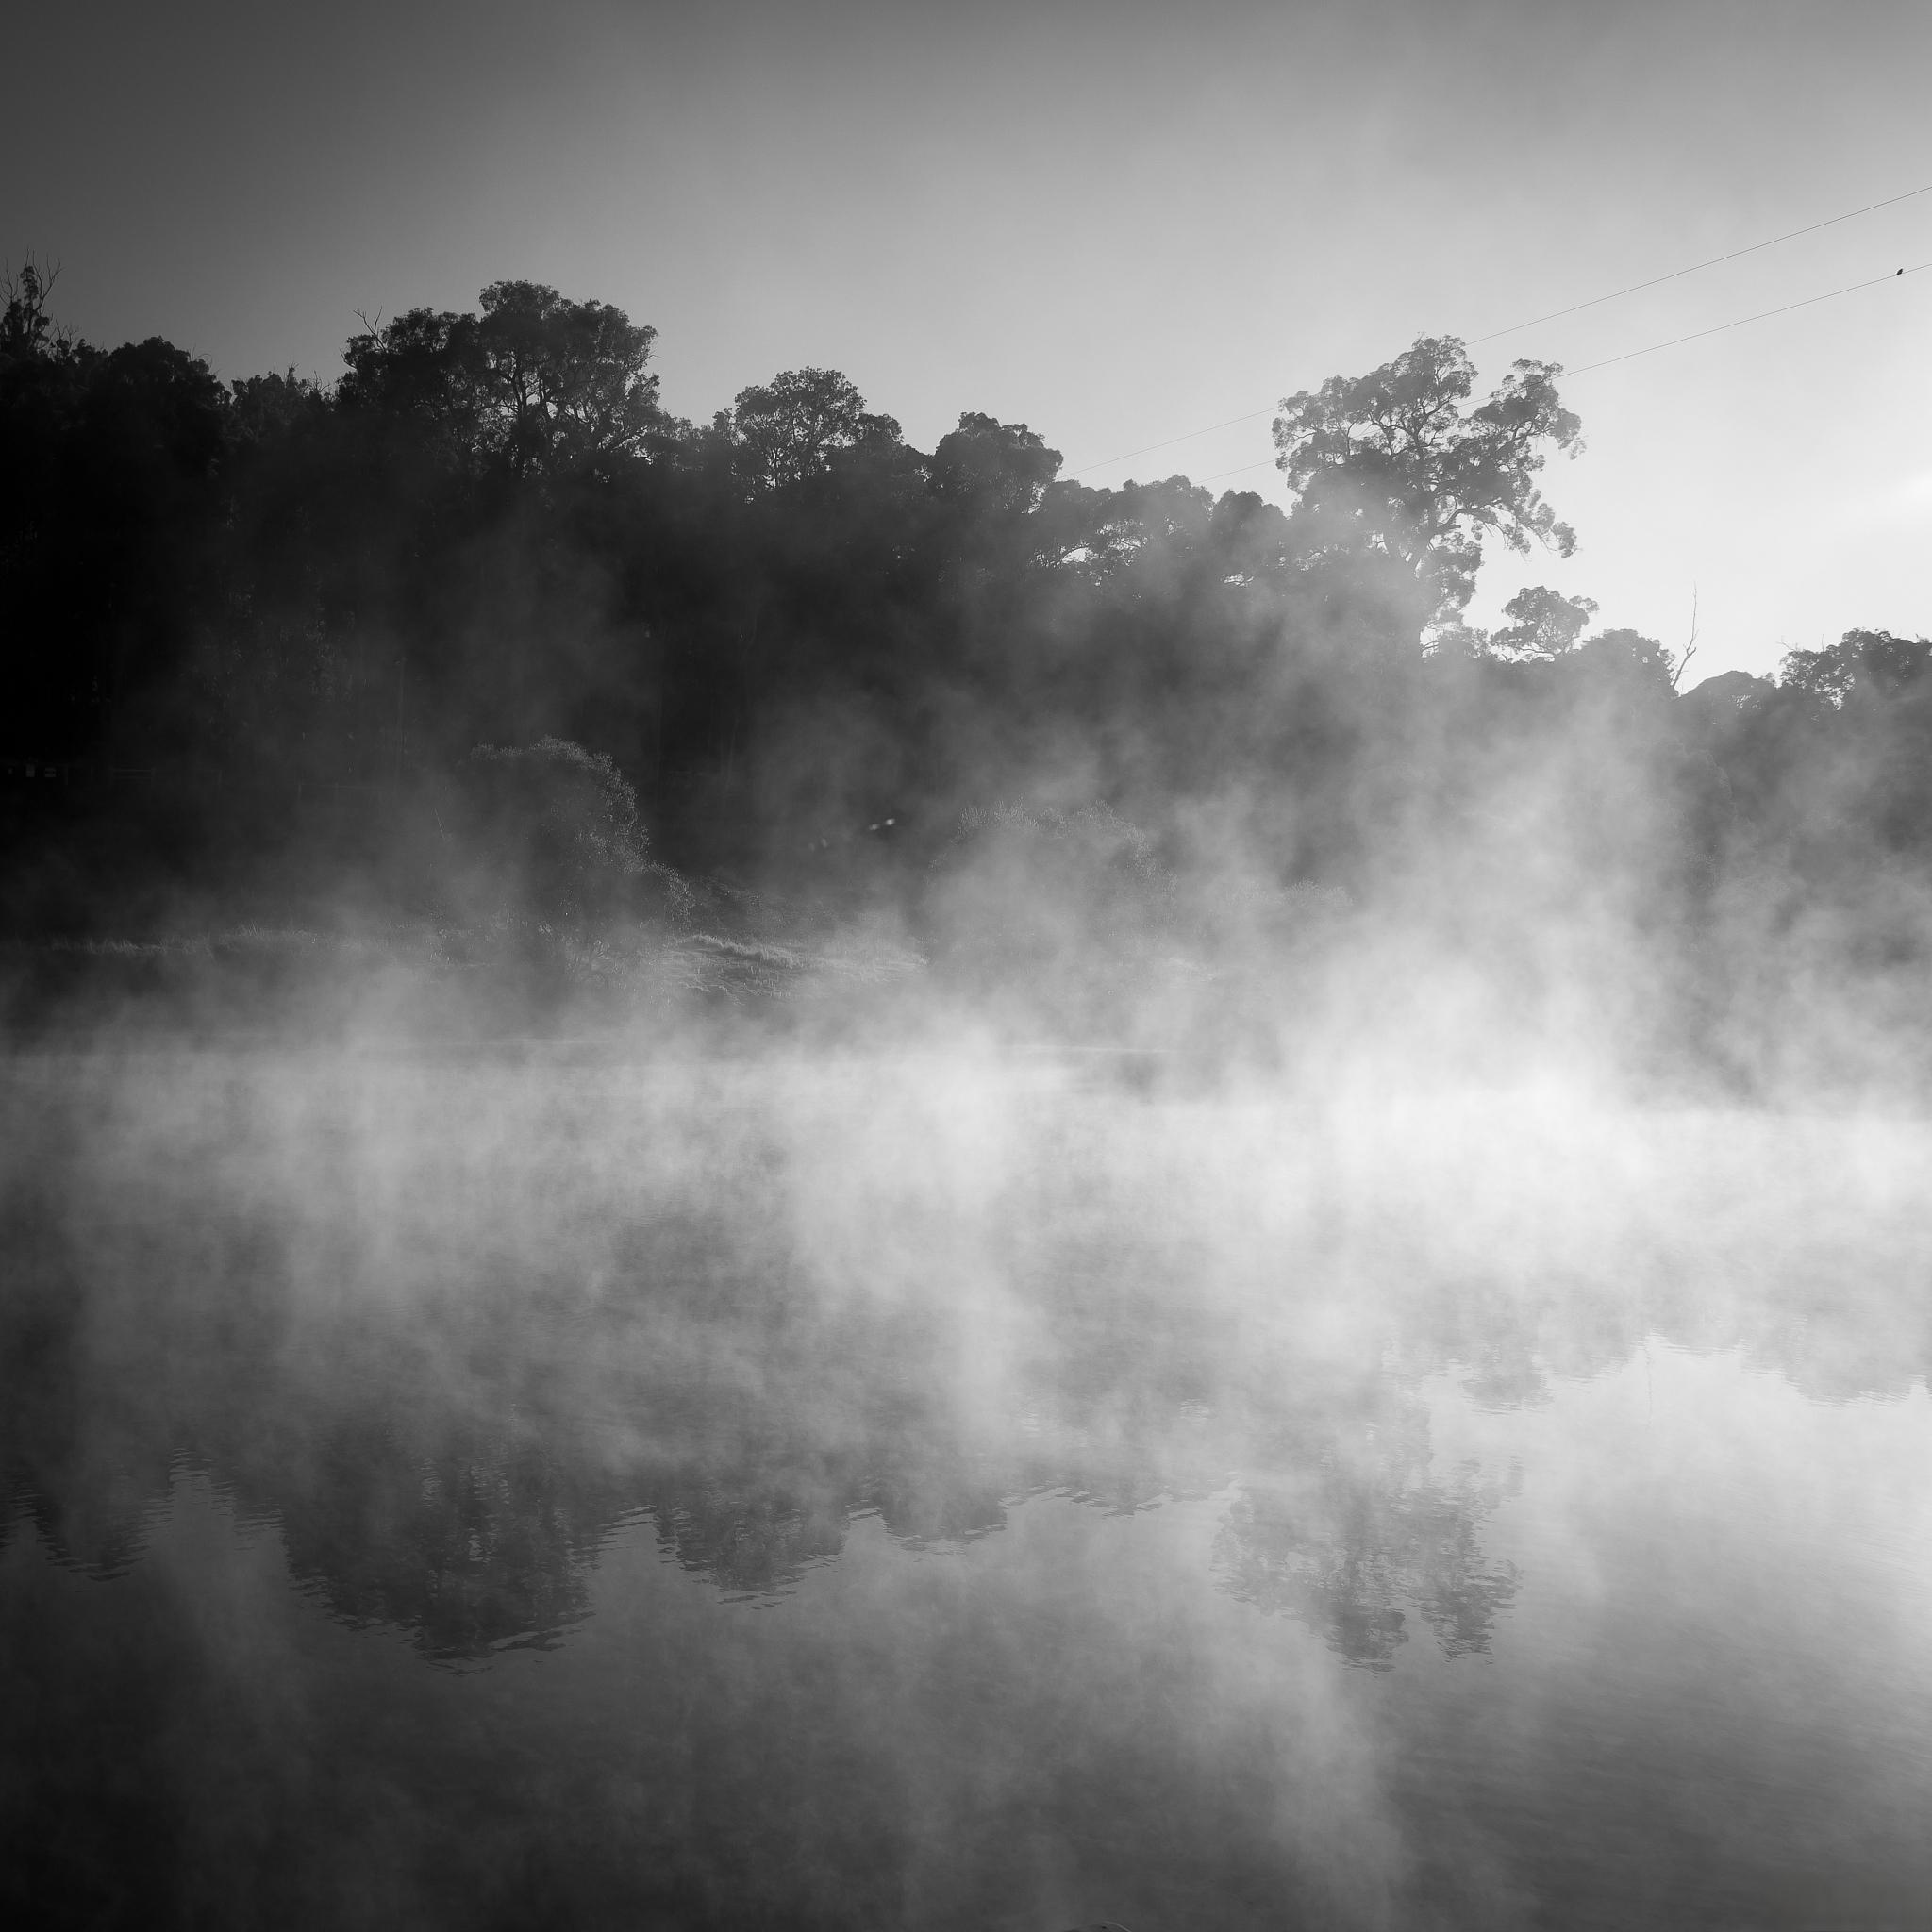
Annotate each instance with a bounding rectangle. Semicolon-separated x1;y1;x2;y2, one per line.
1183;257;1932;491
1067;179;1932;483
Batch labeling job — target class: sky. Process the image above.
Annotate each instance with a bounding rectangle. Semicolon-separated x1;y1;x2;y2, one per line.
8;0;1930;677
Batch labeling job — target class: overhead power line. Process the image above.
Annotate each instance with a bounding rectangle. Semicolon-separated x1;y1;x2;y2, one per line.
1193;460;1276;488
1561;258;1928;374
1190;259;1931;491
1066;177;1932;480
1467;178;1932;344
1067;406;1274;478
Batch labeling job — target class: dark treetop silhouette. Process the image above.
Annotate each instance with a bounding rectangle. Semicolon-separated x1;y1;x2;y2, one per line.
4;268;1931;1081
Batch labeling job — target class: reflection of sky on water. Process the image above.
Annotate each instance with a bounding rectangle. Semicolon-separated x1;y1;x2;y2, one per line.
4;1051;1932;1929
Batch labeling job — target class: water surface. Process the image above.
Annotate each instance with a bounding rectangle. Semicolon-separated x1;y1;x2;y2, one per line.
4;1050;1930;1930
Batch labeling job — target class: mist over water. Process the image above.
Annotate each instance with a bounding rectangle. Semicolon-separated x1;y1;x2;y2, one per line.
6;1026;1931;1930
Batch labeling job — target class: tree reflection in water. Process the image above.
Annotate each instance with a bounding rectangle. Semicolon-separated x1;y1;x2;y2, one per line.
2;1178;1521;1671
9;1055;1932;1932
4;1051;1926;1679
1215;1405;1521;1669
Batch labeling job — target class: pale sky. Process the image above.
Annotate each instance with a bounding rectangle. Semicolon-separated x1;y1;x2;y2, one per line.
9;0;1930;675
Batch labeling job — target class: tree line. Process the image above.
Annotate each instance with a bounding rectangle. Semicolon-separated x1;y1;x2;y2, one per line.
4;258;1930;950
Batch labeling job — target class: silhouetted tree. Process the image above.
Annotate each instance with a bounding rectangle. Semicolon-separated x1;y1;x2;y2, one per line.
929;411;1060;514
341;280;664;475
1563;625;1675;691
1491;583;1598;660
0;257;66;365
1779;628;1932;707
1273;335;1582;625
0;325;226;763
727;366;902;491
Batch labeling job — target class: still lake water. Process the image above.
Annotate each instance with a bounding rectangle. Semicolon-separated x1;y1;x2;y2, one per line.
4;1046;1931;1931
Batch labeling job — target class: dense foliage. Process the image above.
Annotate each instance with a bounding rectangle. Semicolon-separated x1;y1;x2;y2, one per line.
4;262;1929;1036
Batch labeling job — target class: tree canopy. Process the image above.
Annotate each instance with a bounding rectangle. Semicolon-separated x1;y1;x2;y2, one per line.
341;280;662;474
726;365;904;491
1273;335;1583;623
3;267;1927;1023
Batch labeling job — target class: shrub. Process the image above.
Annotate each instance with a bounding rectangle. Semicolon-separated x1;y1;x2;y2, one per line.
460;738;675;928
